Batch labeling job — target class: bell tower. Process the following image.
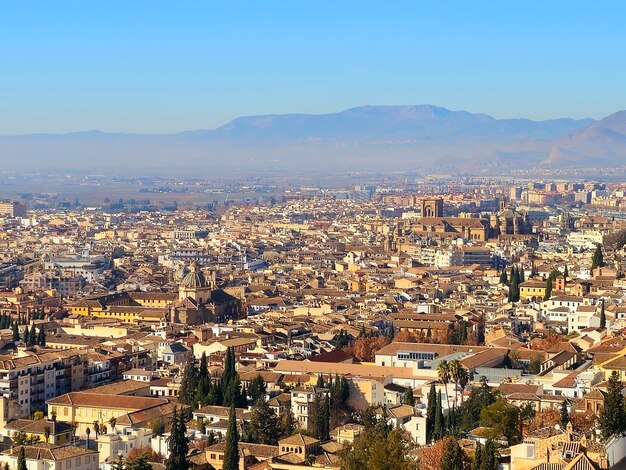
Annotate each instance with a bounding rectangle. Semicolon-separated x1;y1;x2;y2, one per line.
420;198;443;218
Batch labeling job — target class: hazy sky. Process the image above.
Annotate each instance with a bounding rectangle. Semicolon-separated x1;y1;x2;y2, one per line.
1;1;625;134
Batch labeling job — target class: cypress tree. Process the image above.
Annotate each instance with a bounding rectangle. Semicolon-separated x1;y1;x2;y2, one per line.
599;371;626;438
223;404;239;470
199;351;208;379
544;277;552;301
316;375;325;388
499;270;508;285
472;442;482;470
17;446;27;470
321;394;330;441
22;327;29;345
560;400;569;428
223;373;243;408
165;407;189;470
220;347;236;398
563;265;569;280
12;322;19;343
179;352;199;407
591;244;605;271
38;326;46;346
27;324;36;346
433;391;444;440
426;383;437;441
509;272;519;302
441;437;462;470
481;439;498;470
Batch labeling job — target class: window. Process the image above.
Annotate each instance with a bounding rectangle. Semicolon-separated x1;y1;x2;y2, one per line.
76;458;81;465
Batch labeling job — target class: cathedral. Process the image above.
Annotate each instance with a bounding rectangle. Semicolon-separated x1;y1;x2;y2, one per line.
168;262;242;324
489;202;532;236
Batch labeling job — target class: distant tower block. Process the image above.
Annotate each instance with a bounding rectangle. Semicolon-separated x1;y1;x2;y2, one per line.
420;198;443;218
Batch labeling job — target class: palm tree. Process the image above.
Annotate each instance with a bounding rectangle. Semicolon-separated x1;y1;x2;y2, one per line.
109;417;117;434
449;360;462;405
437;360;451;410
93;422;100;438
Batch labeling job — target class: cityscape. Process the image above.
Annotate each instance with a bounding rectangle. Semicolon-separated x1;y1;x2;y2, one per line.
2;2;626;470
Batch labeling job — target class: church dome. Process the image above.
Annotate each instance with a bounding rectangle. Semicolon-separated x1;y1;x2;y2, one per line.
180;262;208;289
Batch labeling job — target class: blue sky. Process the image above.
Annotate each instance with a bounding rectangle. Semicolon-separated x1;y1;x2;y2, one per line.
1;1;625;134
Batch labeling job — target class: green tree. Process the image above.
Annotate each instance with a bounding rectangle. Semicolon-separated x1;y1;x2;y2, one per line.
38;325;46;346
199;351;208;379
509;271;520;302
308;393;330;441
339;427;414;470
248;398;280;445
165;408;189;470
248;375;267;403
111;454;125;470
599;371;626;439
27;324;36;346
403;387;415;406
223;404;239;470
220;347;236;399
12;322;19;343
440;436;463;470
433;391;444;440
544;277;552;301
426;383;437;441
480;397;520;445
591;244;605;271
17;446;27;470
178;353;199;407
560;400;569;428
223;373;244;408
126;455;153;470
499;270;508;285
481;440;499;470
279;407;296;438
472;442;482;470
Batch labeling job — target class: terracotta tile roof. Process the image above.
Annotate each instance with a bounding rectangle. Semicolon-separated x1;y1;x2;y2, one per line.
278;433;320;446
46;392;169;410
83;380;150;395
2;443;97;461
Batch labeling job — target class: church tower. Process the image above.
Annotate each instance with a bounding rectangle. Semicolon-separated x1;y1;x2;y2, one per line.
420;198;443;218
178;262;213;304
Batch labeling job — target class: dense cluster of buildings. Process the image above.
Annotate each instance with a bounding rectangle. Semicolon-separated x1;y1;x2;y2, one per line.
0;179;625;469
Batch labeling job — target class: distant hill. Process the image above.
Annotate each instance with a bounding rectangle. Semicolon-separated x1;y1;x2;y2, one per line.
2;105;625;175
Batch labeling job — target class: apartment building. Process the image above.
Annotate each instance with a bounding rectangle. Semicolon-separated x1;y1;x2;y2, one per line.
0;349;88;419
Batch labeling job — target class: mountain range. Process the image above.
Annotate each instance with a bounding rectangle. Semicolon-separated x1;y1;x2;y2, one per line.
2;105;626;175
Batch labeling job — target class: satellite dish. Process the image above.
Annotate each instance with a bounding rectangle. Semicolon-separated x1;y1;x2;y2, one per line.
555;424;560;431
